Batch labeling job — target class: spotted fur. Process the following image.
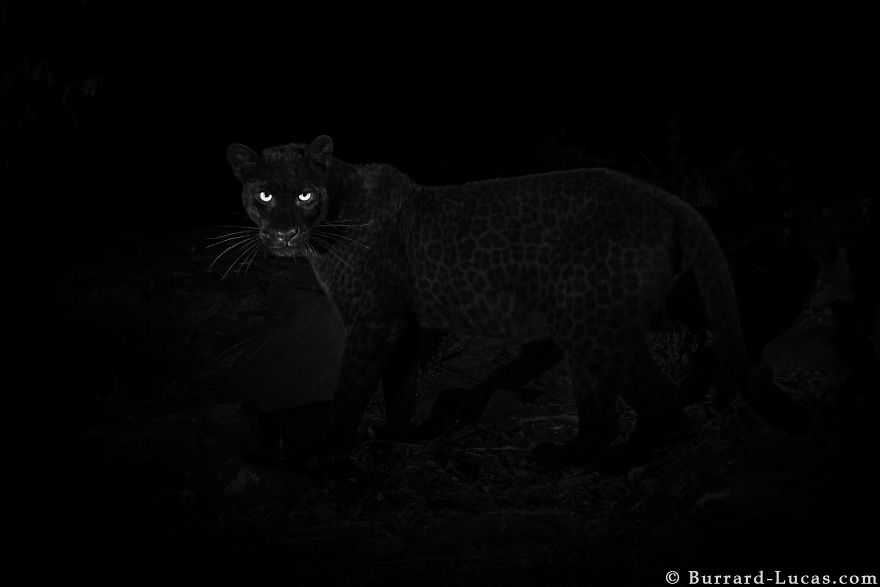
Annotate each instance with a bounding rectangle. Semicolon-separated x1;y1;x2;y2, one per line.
227;136;753;464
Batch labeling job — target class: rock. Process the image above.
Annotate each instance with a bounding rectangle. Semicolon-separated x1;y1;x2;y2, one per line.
230;295;345;410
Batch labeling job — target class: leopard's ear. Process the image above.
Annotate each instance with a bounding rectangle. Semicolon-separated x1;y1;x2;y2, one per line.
227;143;258;182
307;135;333;169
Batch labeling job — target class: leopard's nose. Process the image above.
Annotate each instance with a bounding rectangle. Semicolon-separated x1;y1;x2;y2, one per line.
263;227;300;244
275;228;299;242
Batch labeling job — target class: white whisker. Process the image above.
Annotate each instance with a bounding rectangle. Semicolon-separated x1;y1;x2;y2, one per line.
320;219;375;228
306;243;318;263
223;239;261;280
206;233;258;248
309;234;346;268
209;236;258;269
311;228;371;250
242;242;263;276
207;229;258;241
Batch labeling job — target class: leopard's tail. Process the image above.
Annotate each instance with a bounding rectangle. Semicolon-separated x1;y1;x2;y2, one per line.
682;211;811;434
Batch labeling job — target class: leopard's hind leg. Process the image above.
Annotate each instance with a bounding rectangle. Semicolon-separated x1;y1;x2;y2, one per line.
534;300;683;469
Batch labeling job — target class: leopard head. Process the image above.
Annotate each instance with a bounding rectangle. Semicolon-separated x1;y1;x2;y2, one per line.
227;135;334;258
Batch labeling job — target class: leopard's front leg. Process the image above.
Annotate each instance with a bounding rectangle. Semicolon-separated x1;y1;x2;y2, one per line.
324;315;395;453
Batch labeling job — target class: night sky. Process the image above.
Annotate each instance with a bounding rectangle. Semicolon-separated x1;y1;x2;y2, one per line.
5;6;874;266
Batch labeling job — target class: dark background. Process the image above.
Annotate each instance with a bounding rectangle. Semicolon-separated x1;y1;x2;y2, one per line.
6;4;877;583
5;5;874;261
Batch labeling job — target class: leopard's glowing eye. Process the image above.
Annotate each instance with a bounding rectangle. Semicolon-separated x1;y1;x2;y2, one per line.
258;191;272;202
298;192;313;202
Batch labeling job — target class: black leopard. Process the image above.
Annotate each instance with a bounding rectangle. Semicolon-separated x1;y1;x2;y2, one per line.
226;135;794;466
